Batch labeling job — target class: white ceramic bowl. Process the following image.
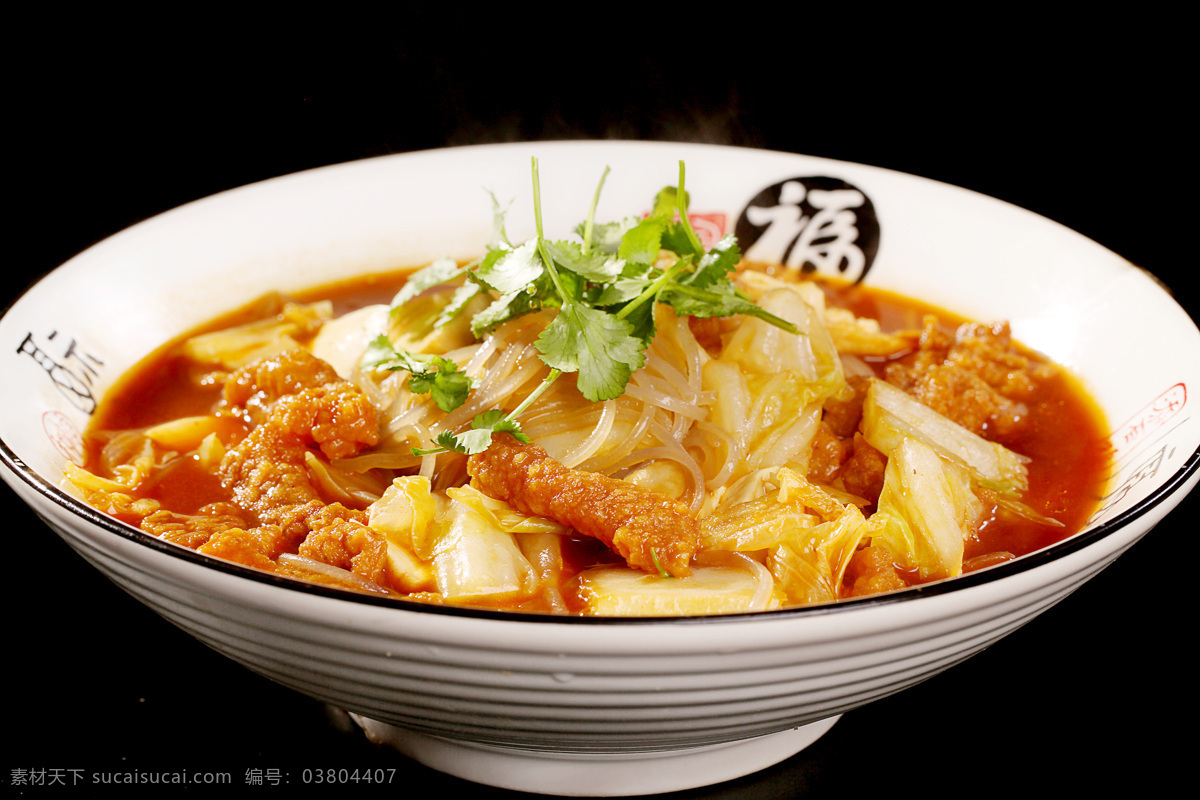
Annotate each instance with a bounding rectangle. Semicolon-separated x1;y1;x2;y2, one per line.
3;141;1197;797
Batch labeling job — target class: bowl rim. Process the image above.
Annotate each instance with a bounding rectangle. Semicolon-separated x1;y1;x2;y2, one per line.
3;141;1198;625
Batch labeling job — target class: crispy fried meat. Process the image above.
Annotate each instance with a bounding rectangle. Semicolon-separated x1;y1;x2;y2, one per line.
222;348;380;460
180;349;390;582
884;318;1056;440
467;435;700;577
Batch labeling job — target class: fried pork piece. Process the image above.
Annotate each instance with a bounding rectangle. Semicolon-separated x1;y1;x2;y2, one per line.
468;435;701;577
223;347;341;409
822;374;872;438
808;375;874;484
296;504;390;584
197;527;280;572
807;421;852;484
198;349;389;583
885;318;1055;440
843;543;907;597
223;348;380;460
218;348;380;541
218;424;326;551
839;433;888;506
140;502;255;549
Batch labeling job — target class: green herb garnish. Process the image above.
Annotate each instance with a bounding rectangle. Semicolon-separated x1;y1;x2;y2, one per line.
650;547;675;579
360;335;472;413
376;158;800;456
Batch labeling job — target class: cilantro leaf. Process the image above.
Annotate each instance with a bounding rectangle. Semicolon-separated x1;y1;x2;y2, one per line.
360;335;472;412
682;235;741;288
470;288;533;338
659;282;800;332
412;371;558;457
651;186;683;219
409;360;472;412
536;301;645;402
474;239;544;294
418;428;468;456
590;261;655;307
462;409;532;452
659;223;700;257
360;333;405;371
391;257;466;309
618;291;658;345
584;217;641;254
420;410;534;456
451;424;502;456
617;215;667;265
543;239;626;283
469;270;561;337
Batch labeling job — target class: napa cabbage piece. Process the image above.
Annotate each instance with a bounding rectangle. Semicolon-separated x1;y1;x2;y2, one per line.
429;498;538;601
721;289;819;376
304;452;390;508
61;459;162;519
703;286;846;479
869;437;984;580
768;503;868;605
368;476;439;592
699;467;867;606
575;554;778;616
700;491;819;551
368;478;555;601
861;378;1029;495
368;476;439;549
754;468;868;605
514;531;569;613
822;306;914;357
93;430;161;487
311;304;390;379
732;273;847;395
445;485;570;536
195;432;225;471
721;285;845;399
63;460;141;495
142;415;222;451
181;300;332;370
709;467;781;511
384;283;488;357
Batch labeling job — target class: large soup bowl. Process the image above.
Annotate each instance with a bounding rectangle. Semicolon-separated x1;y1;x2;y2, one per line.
2;141;1197;796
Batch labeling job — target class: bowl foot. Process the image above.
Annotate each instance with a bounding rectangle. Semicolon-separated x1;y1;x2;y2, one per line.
350;714;840;796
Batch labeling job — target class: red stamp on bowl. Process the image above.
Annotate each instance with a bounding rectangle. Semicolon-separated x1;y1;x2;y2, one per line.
688;212;727;250
1113;383;1187;459
43;410;85;467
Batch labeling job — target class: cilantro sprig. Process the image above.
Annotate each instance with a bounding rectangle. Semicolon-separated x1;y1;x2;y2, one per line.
360;335;472;413
373;158;800;456
412;375;551;457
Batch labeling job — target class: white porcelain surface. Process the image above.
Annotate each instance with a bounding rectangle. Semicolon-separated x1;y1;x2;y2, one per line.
3;141;1198;796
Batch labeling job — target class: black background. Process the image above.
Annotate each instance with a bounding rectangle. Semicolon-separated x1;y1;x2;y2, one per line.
7;13;1195;799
